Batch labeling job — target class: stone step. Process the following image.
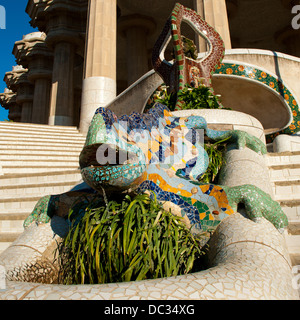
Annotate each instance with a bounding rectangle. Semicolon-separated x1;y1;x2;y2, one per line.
268;164;300;182
0;139;85;148
0;181;78;199
274;192;300;201
1;165;79;174
284;233;300;266
0;121;79;132
266;151;300;165
0;196;44;216
272;180;300;199
0;149;81;156
0;233;20;243
0;210;35;243
0;145;82;152
0;133;86;142
0;178;80;195
1;159;79;166
0;169;81;186
0;219;24;234
0;210;31;235
0;128;84;139
0;232;22;255
0;180;80;197
0;242;13;255
0;210;30;220
0;154;79;161
0;139;85;147
287;221;300;235
277;200;300;234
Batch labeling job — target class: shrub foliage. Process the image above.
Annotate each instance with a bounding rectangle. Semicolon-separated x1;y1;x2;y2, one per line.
57;193;206;285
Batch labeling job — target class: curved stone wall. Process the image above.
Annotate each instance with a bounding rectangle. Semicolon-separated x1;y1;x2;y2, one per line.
0;212;298;300
173;109;265;142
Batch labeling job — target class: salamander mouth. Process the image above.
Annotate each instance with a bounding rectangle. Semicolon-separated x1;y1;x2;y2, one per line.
79;143;140;170
79;143;145;193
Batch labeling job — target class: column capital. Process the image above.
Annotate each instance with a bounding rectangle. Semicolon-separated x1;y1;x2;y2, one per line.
118;14;156;38
4;66;30;91
13;32;54;82
13;32;49;63
45;28;84;49
26;0;88;49
0;89;21;122
4;67;34;105
26;0;88;30
0;89;17;110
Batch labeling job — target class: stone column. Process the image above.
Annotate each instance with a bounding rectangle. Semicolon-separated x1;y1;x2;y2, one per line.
79;0;117;134
2;66;34;123
119;15;156;86
199;0;232;50
31;78;51;124
0;89;19;122
193;0;207;52
26;0;88;127
21;101;33;123
16;82;34;123
13;32;53;124
48;42;75;126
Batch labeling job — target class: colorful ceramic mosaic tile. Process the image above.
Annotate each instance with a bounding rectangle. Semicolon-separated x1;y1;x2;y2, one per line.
216;62;300;143
78;101;287;245
150;3;300;143
146;61;300;143
152;3;225;110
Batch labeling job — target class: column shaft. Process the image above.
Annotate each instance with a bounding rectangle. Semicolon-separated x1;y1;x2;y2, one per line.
203;0;231;49
193;0;207;52
80;0;117;133
32;78;51;124
21;101;33;123
49;42;74;126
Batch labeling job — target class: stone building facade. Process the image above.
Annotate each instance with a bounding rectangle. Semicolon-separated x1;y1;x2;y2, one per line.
0;0;299;133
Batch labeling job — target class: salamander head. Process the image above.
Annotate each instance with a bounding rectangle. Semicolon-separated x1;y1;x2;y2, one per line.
79;109;146;194
182;116;207;130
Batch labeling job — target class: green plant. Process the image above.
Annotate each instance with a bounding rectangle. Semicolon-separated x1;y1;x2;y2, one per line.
57;193;206;285
177;84;222;110
155;84;230;112
198;137;229;184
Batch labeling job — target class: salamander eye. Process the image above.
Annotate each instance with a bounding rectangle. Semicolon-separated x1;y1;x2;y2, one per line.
184;118;189;122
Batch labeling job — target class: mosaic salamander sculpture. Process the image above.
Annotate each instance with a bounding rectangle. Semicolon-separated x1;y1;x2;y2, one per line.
24;102;288;244
77;103;288;243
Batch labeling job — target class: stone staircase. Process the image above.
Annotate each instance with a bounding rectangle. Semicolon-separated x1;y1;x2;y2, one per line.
0;122;85;254
266;151;300;266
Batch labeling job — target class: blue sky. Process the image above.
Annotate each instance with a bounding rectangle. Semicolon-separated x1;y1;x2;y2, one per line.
0;0;37;121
